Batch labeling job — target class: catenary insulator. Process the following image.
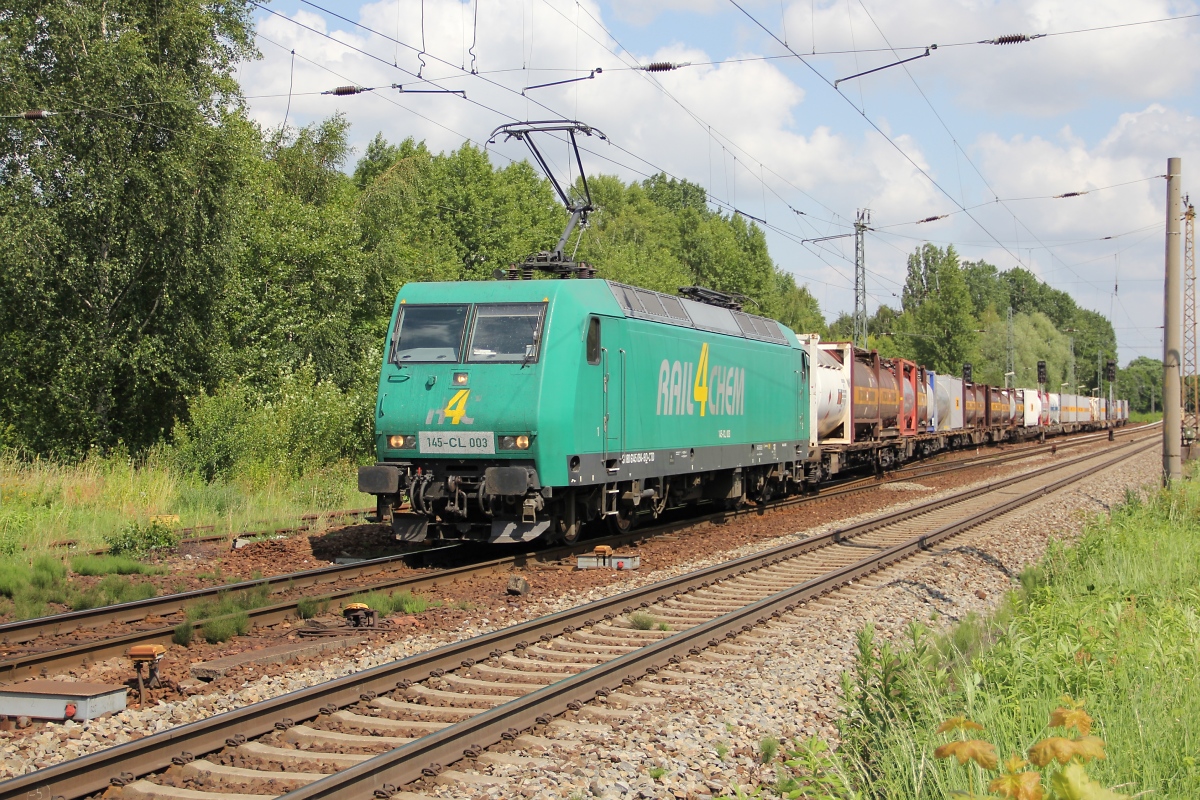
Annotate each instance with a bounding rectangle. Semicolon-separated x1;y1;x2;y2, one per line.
992;34;1030;45
22;110;54;119
641;61;689;72
325;85;363;95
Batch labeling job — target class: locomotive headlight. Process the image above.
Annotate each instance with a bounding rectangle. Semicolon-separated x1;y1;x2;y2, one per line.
515;435;531;450
387;435;417;450
498;435;532;451
453;372;468;385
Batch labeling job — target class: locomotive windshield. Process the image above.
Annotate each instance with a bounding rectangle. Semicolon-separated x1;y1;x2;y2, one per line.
390;304;469;363
468;303;546;363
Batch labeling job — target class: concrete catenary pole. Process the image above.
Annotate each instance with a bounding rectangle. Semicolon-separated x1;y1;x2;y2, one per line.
1164;157;1183;483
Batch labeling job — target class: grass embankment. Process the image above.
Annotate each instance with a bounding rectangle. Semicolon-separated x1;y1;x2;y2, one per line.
0;450;359;555
1129;410;1163;424
827;480;1200;799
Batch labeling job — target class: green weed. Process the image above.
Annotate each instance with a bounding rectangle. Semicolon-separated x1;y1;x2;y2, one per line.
345;589;435;617
186;585;271;621
715;742;729;761
648;766;666;780
70;554;163;576
628;610;656;630
759;736;780;764
202;612;250;643
296;596;328;619
173;620;194;646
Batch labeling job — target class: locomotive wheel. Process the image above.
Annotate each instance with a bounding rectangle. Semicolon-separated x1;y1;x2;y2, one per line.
607;505;639;534
553;517;582;545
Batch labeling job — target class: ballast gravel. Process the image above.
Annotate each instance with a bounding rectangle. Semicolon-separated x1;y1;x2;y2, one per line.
0;442;1161;783
407;445;1163;800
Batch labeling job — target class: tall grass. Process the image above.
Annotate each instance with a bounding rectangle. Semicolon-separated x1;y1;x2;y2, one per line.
0;449;360;556
0;365;371;558
835;479;1200;798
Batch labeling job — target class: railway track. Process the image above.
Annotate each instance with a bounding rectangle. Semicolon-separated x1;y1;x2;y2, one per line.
0;423;1150;682
0;430;1158;800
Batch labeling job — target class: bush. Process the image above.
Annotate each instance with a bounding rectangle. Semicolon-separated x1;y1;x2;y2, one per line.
202;612;250;644
173;620;194;646
105;520;178;558
70;554;163;576
171;365;372;485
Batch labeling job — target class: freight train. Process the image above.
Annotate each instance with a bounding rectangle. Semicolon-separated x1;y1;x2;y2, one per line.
357;278;1128;545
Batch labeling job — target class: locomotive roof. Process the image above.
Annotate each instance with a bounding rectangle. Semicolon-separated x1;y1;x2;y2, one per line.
396;279;793;346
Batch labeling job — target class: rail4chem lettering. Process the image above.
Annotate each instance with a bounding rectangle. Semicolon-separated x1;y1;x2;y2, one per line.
657;343;745;417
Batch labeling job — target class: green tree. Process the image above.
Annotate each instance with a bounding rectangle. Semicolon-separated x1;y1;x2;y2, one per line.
0;0;257;455
775;272;825;336
961;260;1010;317
900;245;977;373
215;117;372;391
1118;356;1163;413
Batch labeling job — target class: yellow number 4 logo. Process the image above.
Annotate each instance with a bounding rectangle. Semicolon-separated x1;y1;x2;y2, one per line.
694;342;710;417
444;389;473;425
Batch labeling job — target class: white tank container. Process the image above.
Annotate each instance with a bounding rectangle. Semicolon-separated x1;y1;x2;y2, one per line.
935;375;963;430
1048;393;1061;424
1020;389;1041;428
813;348;850;439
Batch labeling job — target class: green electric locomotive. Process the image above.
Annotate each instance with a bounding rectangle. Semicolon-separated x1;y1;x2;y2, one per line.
357;279;813;544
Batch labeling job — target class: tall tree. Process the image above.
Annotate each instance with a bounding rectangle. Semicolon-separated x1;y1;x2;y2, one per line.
0;0;257;455
901;245;977;373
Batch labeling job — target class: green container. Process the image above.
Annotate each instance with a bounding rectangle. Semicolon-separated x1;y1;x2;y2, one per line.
358;280;811;543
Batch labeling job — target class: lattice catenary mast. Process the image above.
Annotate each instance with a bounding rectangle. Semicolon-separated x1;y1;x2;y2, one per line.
853;209;870;349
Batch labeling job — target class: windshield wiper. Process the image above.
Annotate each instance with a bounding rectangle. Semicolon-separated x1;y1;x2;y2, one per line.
520;330;541;369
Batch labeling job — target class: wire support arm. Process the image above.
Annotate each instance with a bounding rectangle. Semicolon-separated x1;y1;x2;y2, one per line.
835;46;935;88
523;68;603;94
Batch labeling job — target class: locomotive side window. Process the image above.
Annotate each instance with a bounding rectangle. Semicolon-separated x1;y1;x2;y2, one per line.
467;302;547;362
586;316;601;364
390;304;469;363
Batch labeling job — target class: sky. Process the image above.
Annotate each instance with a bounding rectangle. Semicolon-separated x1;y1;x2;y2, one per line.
237;0;1200;366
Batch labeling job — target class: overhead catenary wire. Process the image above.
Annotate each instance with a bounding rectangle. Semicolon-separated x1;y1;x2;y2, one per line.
252;1;1158;332
727;0;1036;275
269;0;847;242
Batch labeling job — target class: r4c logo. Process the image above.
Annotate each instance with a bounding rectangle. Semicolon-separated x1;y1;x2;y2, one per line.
426;389;474;425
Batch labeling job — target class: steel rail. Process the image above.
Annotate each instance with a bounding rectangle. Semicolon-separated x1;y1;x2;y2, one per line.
0;433;1156;800
0;425;1143;680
